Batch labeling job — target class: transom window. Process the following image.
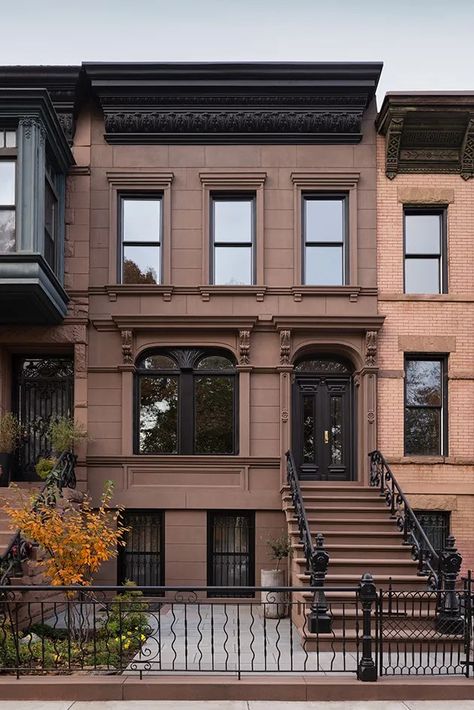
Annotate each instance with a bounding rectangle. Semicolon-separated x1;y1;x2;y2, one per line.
120;195;162;284
404;356;447;456
136;348;237;455
211;195;255;285
404;208;446;294
303;195;347;285
0;129;17;254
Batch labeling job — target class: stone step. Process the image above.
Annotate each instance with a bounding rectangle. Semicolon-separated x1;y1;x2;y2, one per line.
296;572;428;590
290;506;393;520
293;556;418;576
283;492;382;506
288;517;398;532
292;543;410;559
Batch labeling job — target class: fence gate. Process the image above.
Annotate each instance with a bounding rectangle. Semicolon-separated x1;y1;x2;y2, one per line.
378;587;471;677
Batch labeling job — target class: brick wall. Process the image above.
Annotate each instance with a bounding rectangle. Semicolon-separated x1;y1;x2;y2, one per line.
376;135;474;571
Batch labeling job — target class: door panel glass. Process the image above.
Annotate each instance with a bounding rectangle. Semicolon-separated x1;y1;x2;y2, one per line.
330;396;343;465
302;395;315;463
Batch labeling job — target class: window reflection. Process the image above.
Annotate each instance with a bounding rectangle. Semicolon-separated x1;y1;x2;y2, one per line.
121;196;161;284
303;196;346;285
212;196;254;285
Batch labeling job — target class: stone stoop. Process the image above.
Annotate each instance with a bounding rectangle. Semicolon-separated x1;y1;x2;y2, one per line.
281;483;462;652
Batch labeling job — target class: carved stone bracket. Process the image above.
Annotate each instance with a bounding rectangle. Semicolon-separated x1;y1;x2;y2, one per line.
385;116;404;179
280;330;291;366
365;331;377;367
239;330;251;366
121;330;133;365
461;116;474;180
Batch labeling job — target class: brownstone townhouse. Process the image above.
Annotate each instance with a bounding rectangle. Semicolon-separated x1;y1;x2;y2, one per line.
0;63;472;595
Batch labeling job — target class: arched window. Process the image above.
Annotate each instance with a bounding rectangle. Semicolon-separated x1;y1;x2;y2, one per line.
136;348;237;455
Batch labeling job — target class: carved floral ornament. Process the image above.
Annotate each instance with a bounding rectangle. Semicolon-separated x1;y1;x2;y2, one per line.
238;330;251;366
121;330;133;365
280;330;291;366
365;331;377;368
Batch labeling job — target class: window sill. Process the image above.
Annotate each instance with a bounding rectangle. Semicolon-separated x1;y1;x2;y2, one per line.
386;456;474;466
379;293;474;302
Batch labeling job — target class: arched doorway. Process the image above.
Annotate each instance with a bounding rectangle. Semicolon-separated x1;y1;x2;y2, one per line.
292;356;354;481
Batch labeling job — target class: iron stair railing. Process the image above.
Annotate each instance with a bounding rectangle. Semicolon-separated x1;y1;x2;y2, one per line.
285;450;331;632
0;451;76;586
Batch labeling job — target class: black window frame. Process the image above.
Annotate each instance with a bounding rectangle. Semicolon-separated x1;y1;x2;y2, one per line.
210;193;256;286
302;193;349;286
117;509;165;591
134;348;239;456
404;354;448;457
119;192;163;285
44;161;59;273
207;510;255;598
403;206;447;294
0;128;17;254
414;509;450;555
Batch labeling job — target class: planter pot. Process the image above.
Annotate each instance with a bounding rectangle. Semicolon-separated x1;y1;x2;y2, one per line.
0;453;12;487
261;568;288;618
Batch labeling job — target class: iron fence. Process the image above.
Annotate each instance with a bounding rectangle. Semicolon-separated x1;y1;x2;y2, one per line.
0;578;471;680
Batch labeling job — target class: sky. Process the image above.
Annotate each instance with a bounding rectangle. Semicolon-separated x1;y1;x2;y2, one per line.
2;0;473;106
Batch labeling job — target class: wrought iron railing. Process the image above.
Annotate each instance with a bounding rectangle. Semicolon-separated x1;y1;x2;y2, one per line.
285;450;331;633
0;578;470;679
0;451;76;586
369;450;443;589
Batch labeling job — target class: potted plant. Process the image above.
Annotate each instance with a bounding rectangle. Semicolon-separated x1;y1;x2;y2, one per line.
34;457;57;481
261;533;290;619
49;417;87;454
0;412;20;487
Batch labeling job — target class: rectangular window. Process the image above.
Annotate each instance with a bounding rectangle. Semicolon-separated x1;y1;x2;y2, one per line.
404;357;447;456
118;510;164;589
404;208;446;293
303;195;347;285
208;511;255;597
120;195;162;284
0;130;17;254
414;510;450;554
44;168;58;272
211;195;254;285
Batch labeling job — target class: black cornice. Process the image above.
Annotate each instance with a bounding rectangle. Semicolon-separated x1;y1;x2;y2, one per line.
377;93;474;179
84;62;382;145
0;66;82;143
0;89;74;170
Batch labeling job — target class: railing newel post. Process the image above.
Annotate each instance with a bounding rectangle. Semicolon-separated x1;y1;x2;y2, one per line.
357;572;377;682
436;535;464;635
308;532;331;634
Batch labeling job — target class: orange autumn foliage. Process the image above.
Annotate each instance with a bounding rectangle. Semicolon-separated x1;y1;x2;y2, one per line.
2;481;127;586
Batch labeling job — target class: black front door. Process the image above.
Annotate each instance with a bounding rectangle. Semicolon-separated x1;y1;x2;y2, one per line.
12;356;74;481
293;374;352;481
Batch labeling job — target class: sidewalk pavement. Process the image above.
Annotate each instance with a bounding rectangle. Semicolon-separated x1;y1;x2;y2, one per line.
1;701;474;709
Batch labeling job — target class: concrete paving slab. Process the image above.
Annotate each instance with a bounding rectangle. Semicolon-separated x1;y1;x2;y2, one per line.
72;703;249;710
250;703;410;710
0;704;74;710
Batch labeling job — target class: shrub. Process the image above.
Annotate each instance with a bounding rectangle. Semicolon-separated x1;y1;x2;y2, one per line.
49;417;87;454
0;413;20;454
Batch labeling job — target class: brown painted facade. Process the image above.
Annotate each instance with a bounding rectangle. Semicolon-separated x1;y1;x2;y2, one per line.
0;66;472;585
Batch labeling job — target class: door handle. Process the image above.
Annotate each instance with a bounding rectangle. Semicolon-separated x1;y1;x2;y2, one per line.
324;430;329;444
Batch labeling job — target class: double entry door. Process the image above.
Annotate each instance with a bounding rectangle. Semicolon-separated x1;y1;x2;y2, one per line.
293;374;352;481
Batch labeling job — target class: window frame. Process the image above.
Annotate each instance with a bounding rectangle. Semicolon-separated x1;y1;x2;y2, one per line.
207;510;255;597
404;354;448;457
403;206;448;294
118;192;164;285
302;192;349;286
44;165;59;273
210;192;256;286
0;129;17;255
134;348;239;456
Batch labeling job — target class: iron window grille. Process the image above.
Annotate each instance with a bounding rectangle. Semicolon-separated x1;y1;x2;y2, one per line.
404;355;448;456
118;510;164;589
404;207;447;294
211;194;255;285
302;194;348;286
135;348;238;455
119;194;162;284
207;511;255;597
414;510;450;554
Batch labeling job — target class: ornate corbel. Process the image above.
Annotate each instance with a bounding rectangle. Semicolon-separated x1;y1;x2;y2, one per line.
365;331;377;368
239;330;251;366
385;115;404;179
121;330;134;365
280;330;291;366
460;116;474;180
